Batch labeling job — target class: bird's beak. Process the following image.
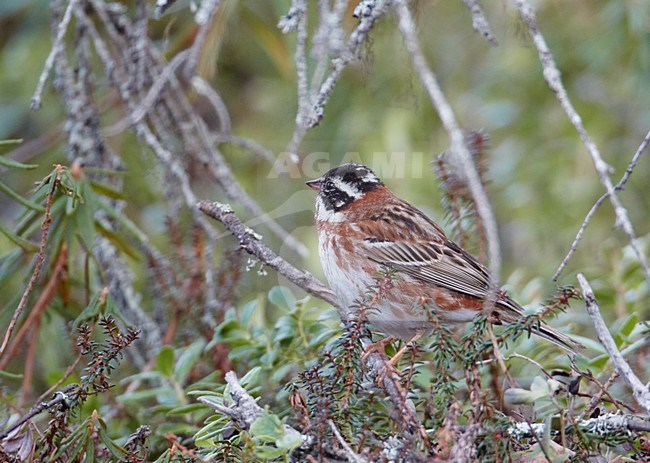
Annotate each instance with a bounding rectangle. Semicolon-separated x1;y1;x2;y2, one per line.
305;178;322;191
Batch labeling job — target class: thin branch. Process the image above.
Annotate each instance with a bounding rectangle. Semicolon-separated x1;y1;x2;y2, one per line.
516;0;650;285
577;273;650;413
393;0;501;288
191;76;232;134
211;134;276;164
509;412;650;440
30;0;78;109
283;0;391;158
553;128;650;281
0;247;67;371
327;420;368;463
185;0;222;77
0;169;59;360
0;385;77;440
103;51;190;137
197;200;339;310
460;0;498;46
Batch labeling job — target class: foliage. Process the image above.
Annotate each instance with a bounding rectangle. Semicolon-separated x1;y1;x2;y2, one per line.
0;1;649;462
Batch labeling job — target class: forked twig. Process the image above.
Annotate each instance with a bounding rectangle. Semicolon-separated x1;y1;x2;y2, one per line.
553;128;650;281
516;0;650;285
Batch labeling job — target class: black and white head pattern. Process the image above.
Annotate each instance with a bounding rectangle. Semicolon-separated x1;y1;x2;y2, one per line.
316;164;383;212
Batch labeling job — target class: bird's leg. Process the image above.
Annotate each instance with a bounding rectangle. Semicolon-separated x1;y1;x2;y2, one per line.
387;332;423;368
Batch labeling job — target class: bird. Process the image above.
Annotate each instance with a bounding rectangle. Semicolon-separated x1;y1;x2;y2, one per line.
306;163;584;353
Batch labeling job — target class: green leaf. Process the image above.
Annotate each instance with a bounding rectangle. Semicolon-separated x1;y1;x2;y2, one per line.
156;346;176;377
116;387;175;402
174;339;206;384
85;433;95;463
97;425;128;457
0;139;23;146
268;286;296;312
73;291;105;328
619;313;638;339
239;367;261;387
89;179;125;200
0;370;23;379
95;221;140;260
0;180;45;211
0;156;36;170
240;299;258;328
0;223;40;252
0;249;23;286
276;427;303;450
254;445;287;459
167;403;208;415
250;410;283;442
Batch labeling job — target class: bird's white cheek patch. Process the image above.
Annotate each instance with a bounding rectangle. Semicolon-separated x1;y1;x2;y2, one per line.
315;197;347;223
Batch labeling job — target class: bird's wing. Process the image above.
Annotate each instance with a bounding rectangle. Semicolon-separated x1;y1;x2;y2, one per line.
362;237;495;301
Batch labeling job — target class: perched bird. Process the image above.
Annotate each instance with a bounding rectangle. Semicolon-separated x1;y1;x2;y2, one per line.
307;163;583;353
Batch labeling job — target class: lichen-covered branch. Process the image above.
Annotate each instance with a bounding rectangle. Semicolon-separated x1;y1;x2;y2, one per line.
577;273;650;413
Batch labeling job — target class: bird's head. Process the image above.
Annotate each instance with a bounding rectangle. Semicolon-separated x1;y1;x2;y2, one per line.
306;164;383;216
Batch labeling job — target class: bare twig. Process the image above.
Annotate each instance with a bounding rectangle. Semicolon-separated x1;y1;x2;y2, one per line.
164;433;210;463
516;0;650;285
0;169;59;360
211;134;275;163
282;0;391;157
393;0;501;289
327;420;368;463
191;76;232;133
185;0;222;77
31;0;78;109
199;371;290;433
0;248;67;370
461;0;498;46
577;273;650;412
197;200;339;310
553;128;650;281
103;51;190;137
509;412;650;440
582;370;621;419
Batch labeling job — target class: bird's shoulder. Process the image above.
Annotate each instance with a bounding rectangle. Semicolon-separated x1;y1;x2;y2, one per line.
344;186;448;242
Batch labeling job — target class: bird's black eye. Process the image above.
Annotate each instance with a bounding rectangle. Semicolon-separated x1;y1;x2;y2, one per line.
323;181;334;192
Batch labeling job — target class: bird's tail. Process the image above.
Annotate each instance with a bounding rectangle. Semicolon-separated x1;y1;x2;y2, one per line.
531;323;585;354
498;300;585;354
